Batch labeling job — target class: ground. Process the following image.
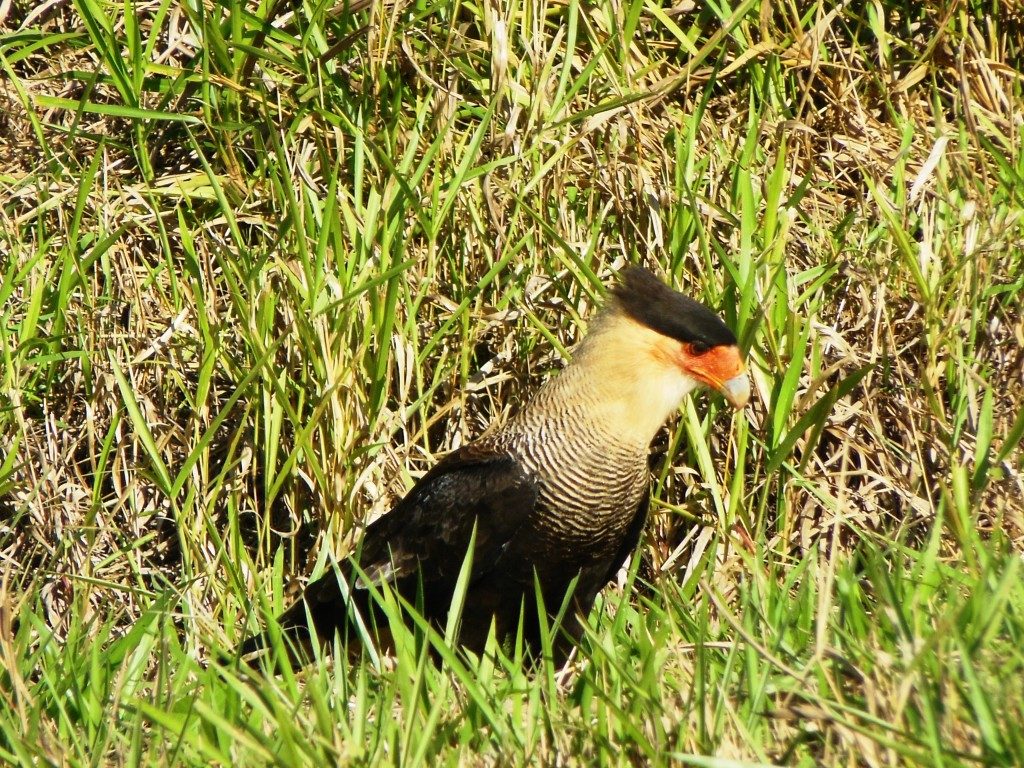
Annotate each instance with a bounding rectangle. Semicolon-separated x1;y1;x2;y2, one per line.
1;1;1023;765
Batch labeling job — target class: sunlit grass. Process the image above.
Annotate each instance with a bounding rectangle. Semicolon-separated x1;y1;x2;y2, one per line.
1;0;1022;765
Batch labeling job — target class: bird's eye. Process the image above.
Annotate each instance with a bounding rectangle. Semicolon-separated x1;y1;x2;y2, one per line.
688;341;710;356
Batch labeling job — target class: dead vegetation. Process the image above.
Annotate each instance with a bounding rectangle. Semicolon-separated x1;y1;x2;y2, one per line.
1;0;1023;764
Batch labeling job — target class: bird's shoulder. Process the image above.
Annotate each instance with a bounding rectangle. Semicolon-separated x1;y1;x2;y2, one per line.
408;438;532;499
355;439;539;585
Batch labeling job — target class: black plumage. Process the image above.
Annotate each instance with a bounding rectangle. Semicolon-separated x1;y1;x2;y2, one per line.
235;266;748;667
613;265;737;349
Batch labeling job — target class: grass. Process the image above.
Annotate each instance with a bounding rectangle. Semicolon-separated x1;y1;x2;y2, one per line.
1;0;1023;764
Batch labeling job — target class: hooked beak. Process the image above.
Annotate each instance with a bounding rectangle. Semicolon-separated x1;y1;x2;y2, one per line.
719;373;750;409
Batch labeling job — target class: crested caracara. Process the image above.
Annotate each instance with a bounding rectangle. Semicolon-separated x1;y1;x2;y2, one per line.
236;265;749;666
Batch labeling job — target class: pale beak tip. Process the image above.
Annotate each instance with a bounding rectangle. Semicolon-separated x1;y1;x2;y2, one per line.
721;373;751;409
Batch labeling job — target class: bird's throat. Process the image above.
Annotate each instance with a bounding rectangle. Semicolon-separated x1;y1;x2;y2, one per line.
530;351;697;450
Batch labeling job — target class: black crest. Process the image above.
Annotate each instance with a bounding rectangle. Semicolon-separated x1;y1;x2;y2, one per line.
611;266;737;348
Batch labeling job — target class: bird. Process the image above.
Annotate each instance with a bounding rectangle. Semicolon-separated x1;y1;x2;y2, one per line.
235;265;749;667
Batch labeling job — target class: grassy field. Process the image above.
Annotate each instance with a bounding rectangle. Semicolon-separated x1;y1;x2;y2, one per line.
2;0;1023;765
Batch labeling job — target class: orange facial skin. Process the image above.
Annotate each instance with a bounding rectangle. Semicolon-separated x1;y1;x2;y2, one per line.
674;342;750;408
680;343;744;387
647;335;750;408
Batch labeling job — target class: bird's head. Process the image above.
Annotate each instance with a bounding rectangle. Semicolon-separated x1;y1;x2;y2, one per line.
569;266;749;444
609;266;750;409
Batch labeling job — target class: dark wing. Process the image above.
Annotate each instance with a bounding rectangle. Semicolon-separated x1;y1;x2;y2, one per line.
238;443;538;662
351;443;539;587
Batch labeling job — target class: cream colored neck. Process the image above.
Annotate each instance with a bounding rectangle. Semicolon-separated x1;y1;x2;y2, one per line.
528;311;697;448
